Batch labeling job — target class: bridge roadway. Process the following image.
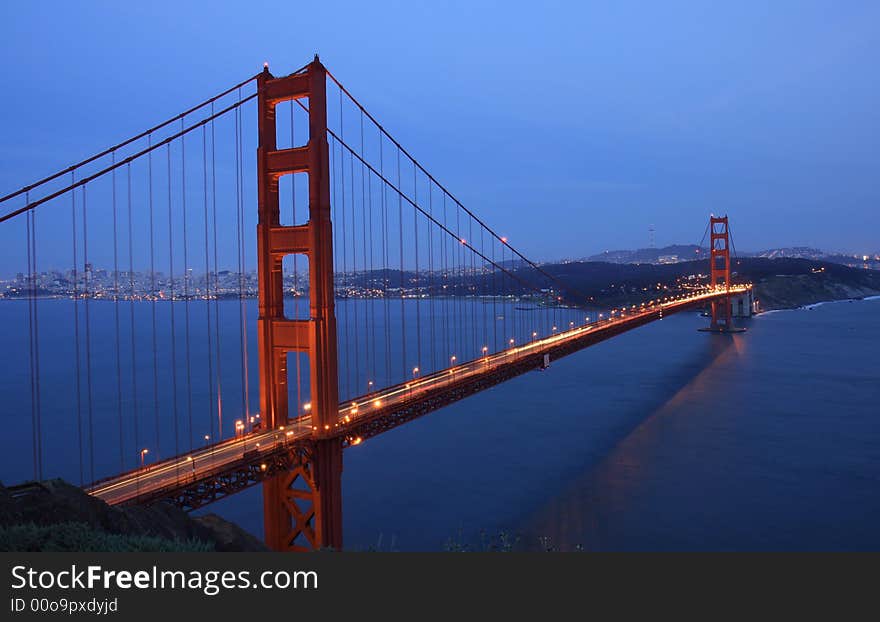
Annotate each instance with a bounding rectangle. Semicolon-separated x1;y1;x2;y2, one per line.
87;286;749;509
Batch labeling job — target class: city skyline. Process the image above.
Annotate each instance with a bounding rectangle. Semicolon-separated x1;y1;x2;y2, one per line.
3;2;880;265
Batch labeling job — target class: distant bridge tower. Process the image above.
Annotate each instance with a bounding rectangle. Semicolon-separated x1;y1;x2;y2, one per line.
257;57;343;551
709;216;732;330
703;215;747;333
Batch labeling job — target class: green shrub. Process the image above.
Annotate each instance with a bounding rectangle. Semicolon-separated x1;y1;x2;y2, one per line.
0;522;214;552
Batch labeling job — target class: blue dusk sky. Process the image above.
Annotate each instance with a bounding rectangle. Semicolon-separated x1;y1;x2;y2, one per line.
1;0;878;263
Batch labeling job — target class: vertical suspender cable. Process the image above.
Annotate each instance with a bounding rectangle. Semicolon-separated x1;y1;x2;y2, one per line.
181;119;194;450
148;135;160;456
339;92;351;400
363;111;376;388
380;132;390;386
112;153;124;470
210;105;223;440
360;111;372;388
291;104;302;415
413;165;421;371
235;92;245;428
25;196;38;480
350;135;359;397
427;180;436;372
397;148;405;380
235;89;251;428
83;186;95;484
71;178;84;485
127;163;140;467
202;125;215;446
168;144;180;460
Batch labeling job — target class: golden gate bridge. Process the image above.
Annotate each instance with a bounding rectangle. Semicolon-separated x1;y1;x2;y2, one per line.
0;57;750;551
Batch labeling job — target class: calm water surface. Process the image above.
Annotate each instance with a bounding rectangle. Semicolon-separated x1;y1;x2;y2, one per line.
1;297;877;550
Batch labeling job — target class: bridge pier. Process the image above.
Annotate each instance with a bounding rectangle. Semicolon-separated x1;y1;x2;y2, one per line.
263;440;343;551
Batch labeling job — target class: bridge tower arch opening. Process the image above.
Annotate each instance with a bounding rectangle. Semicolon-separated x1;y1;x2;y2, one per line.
256;57;343;551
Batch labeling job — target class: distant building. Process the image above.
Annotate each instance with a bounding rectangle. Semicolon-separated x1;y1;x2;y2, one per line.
657;255;679;264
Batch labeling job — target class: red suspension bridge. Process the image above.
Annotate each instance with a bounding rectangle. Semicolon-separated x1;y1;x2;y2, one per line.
1;57;750;551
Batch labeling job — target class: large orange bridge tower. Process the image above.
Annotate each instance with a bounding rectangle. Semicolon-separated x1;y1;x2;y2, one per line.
256;57;343;551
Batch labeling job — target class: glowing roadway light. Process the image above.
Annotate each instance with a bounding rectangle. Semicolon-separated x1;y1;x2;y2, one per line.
372;399;382;408
450;355;457;364
532;331;537;338
303;402;312;412
509;338;515;346
204;434;210;442
351;437;363;446
412;366;420;378
139;448;149;468
500;237;507;244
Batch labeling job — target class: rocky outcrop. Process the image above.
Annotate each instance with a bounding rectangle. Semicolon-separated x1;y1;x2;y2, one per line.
0;479;267;552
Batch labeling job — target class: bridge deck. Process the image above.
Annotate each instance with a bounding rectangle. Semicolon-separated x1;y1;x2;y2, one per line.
87;287;748;509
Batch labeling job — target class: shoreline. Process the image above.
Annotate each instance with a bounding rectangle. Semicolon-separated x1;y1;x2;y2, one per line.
755;294;880;317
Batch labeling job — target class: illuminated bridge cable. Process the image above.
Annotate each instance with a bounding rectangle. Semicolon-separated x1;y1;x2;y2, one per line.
0;73;261;205
0;93;257;224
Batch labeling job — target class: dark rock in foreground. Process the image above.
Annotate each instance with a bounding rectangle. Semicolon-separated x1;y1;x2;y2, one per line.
0;479;267;552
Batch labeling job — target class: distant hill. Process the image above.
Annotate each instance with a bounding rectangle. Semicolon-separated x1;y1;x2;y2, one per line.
581;244;880;271
537;257;880;311
584;244;705;264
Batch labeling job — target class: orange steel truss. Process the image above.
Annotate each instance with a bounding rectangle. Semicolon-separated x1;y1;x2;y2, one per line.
257;57;343;551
